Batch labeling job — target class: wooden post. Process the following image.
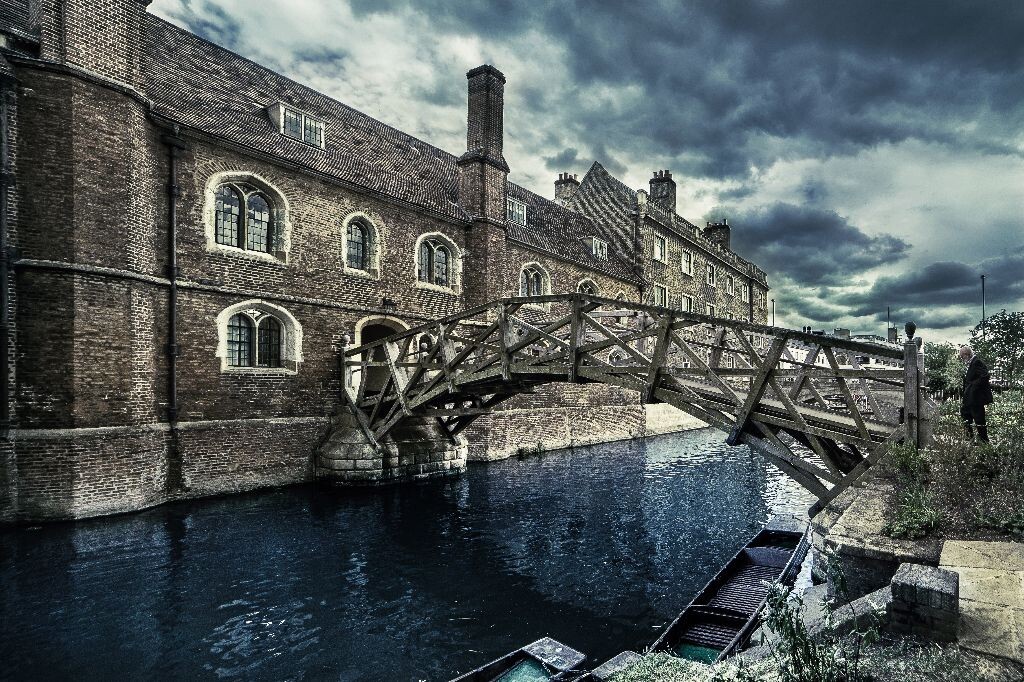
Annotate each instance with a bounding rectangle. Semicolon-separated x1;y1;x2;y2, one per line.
903;338;920;447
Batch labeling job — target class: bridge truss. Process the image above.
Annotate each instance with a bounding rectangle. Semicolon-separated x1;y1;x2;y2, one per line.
340;294;929;505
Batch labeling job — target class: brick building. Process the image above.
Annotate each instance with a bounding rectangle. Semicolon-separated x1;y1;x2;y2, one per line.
0;0;769;521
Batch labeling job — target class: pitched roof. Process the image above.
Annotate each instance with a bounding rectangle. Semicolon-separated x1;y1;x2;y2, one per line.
506;182;638;282
0;0;31;38
145;15;467;222
143;15;638;282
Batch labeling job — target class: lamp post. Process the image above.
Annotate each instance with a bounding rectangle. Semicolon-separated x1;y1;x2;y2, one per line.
980;274;986;342
770;298;775;326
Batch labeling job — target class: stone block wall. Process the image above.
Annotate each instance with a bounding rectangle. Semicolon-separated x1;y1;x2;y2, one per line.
890;562;959;642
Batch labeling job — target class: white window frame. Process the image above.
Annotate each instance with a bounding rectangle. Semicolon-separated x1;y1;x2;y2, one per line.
680;294;693;313
653;234;667;262
741;283;750;303
706;264;716;287
726;275;734;295
586;236;608;260
269;102;326;149
652;284;668;307
507;197;528;226
706;303;716;316
681;250;693;276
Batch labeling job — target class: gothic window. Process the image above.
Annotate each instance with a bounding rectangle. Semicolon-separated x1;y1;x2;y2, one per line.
520;265;546;297
418;238;452;287
578;279;599;295
214;182;276;253
227;314;254;367
257;317;282;368
347;221;368;270
215;186;242;247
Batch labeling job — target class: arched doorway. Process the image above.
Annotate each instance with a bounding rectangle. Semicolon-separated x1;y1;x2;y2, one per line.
355;318;407;394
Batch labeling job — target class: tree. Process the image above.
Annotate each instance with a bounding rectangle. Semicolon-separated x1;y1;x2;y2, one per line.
925;341;957;395
970;309;1024;388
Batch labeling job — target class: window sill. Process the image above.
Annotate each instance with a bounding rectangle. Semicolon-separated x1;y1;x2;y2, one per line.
414;280;459;295
208;243;288;266
221;366;298;376
681;270;693;277
343;267;380;281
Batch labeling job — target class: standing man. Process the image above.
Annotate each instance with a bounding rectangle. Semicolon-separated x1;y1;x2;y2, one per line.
959;345;994;444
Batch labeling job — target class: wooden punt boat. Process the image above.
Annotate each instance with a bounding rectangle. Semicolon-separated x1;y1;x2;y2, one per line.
449;637;587;682
650;516;810;664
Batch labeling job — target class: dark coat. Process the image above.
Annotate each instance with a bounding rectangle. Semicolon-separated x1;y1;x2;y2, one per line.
963;356;994;408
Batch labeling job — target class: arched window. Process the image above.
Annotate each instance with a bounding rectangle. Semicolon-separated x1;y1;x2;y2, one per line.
219;302;302;372
257;316;282;368
227;314;254;367
347;221;368;270
577;279;599;296
214;182;276;253
419;238;452;287
520;264;548;297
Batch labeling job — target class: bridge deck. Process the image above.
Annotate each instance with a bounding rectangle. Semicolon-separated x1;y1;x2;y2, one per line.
338;293;927;504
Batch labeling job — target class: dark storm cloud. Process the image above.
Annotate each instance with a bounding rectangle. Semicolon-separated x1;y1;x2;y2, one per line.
836;249;1024;316
543;147;579;171
715;202;910;286
348;0;1024;180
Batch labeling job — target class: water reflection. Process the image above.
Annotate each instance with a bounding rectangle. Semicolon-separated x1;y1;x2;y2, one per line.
0;428;815;681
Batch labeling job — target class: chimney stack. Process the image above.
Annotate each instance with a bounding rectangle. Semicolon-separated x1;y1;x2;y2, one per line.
704;219;731;251
460;65;508;173
649;169;676;213
457;65;508;221
554;172;579;206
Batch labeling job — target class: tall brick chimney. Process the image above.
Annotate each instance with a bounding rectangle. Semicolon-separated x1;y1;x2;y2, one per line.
649;170;676;213
457;65;508;222
704;219;731;250
458;65;510;308
554;173;579;206
31;0;153;90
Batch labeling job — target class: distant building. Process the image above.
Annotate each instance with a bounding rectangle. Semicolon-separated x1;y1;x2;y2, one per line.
0;0;770;520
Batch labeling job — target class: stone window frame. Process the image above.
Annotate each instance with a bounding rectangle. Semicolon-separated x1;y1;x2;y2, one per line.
706;263;717;287
651;282;668;308
652;233;667;263
341;211;384;280
577;278;601;296
681;249;693;276
203;172;292;265
741;282;750;303
681;293;693;313
706;302;716;317
215;299;303;374
413;231;463;294
726;275;735;296
519;261;552;311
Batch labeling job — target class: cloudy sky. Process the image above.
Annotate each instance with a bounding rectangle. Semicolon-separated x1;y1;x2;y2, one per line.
151;0;1023;343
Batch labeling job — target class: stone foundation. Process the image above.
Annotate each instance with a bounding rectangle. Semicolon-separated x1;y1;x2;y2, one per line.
316;412;467;484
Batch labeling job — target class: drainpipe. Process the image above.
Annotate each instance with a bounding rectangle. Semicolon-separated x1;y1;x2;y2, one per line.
0;80;14;434
162;127;187;491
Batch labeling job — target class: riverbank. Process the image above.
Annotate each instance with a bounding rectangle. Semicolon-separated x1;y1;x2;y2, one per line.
610;392;1024;681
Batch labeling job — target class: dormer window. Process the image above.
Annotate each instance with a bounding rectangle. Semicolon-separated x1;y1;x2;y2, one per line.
270;103;325;148
585;236;608;260
507;198;527;226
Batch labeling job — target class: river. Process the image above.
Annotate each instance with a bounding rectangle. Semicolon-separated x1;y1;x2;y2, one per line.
0;427;815;681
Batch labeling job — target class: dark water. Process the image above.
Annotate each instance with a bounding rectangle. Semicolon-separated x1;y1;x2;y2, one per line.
0;428;814;681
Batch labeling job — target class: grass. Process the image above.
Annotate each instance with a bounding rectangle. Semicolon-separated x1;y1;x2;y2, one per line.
927;390;1024;542
882;442;941;540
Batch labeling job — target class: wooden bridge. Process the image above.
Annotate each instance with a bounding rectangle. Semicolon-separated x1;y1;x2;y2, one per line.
340;293;932;505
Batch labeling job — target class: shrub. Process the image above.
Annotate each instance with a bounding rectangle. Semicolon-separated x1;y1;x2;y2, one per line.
883;442;940;539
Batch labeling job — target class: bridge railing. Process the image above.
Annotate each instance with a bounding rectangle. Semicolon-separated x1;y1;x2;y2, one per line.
339;293;930;504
